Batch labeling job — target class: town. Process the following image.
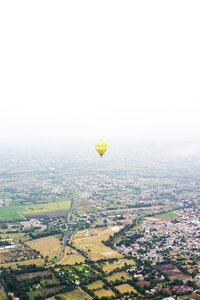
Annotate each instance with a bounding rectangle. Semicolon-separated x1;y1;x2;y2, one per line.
0;154;199;300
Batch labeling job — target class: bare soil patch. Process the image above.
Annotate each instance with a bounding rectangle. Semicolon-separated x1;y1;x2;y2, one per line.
158;263;191;283
137;280;150;287
25;209;68;219
17;270;53;280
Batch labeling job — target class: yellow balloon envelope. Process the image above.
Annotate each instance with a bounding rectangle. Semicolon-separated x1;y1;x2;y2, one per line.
95;140;108;158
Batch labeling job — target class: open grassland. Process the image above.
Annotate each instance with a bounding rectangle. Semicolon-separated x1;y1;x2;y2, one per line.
55;288;91;300
115;283;137;294
59;246;85;265
94;288;115;298
106;271;131;282
87;280;104;290
71;226;123;261
24;200;71;215
99;258;135;274
0;258;43;269
0;200;70;221
25;236;61;260
0;206;26;221
156;211;178;220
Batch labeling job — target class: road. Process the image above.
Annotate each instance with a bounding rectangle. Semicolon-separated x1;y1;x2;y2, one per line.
1;160;80;266
38;163;80;263
54;181;79;264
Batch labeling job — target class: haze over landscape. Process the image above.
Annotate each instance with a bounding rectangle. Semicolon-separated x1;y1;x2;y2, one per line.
1;1;200;145
0;1;200;300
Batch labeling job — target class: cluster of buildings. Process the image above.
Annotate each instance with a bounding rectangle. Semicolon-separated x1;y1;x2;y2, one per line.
20;219;45;229
116;208;200;276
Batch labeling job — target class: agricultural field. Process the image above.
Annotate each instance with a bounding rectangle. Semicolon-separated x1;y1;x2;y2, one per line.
59;246;85;265
0;258;43;269
25;236;61;261
55;288;91;300
99;258;135;274
0;200;71;221
106;271;131;283
115;283;137;294
24;200;71;216
94;288;115;298
71;226;123;261
87;280;104;290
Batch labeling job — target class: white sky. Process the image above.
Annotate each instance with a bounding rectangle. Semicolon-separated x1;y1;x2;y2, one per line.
0;1;200;142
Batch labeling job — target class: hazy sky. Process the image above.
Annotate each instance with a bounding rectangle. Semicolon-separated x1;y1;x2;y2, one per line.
0;1;200;142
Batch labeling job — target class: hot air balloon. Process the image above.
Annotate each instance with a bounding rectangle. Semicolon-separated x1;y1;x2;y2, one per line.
95;140;108;158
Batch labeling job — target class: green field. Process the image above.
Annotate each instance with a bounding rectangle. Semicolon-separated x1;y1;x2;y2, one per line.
0;200;71;221
0;206;26;221
156;211;178;219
